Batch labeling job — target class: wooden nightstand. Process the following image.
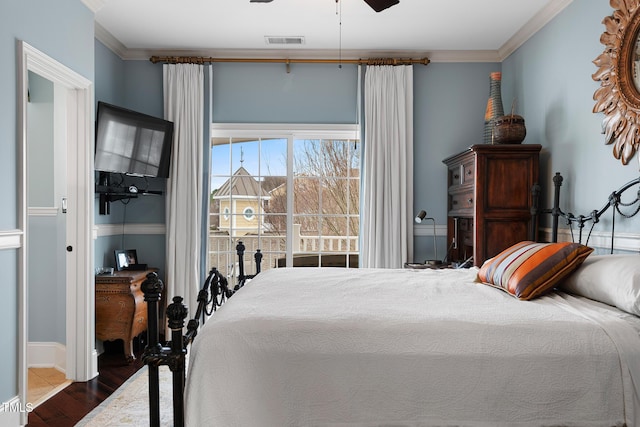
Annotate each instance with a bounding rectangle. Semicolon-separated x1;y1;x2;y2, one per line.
95;268;157;361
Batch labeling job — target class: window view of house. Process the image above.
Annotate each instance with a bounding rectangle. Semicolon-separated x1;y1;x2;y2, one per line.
208;130;360;285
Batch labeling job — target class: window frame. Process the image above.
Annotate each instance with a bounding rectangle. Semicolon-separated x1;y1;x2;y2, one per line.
209;123;361;269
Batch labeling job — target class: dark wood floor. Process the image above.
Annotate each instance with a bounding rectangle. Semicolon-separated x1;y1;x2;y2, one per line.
26;340;144;427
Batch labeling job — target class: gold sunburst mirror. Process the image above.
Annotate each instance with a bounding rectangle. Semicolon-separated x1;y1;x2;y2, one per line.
593;0;640;167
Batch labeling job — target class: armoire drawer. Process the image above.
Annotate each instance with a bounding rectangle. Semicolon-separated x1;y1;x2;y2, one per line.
448;160;475;188
449;191;474;213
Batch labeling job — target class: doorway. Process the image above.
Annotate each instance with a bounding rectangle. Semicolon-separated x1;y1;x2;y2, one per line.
17;41;96;425
25;71;72;406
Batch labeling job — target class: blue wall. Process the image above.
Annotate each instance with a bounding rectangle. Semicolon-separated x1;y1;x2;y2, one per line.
502;1;640;233
413;62;502;261
212;62;359;123
1;0;94;408
0;0;93;230
94;44;168;279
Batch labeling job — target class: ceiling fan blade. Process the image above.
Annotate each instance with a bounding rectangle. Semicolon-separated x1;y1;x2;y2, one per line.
249;0;273;2
363;0;399;12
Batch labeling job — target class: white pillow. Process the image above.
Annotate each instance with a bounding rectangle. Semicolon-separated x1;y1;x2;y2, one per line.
560;254;640;316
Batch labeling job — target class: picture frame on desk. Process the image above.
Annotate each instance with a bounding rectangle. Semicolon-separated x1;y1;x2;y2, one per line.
115;249;138;271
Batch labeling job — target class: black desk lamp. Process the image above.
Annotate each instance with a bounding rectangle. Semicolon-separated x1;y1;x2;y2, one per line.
415;210;442;266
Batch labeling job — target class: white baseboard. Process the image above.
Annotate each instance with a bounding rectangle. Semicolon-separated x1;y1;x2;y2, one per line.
27;342;66;373
0;395;31;426
90;348;99;379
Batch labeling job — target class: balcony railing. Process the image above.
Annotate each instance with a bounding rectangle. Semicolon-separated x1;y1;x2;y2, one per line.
208;227;359;286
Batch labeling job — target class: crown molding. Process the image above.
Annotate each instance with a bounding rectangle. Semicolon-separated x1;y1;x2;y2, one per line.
95;22;129;59
498;0;574;60
427;50;501;63
94;0;573;63
95;37;504;63
81;0;106;14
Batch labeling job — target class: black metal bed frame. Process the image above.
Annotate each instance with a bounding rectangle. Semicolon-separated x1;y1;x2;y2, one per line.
532;172;640;250
139;172;640;427
140;241;262;427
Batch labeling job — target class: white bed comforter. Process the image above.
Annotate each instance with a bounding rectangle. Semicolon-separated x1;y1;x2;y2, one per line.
185;267;640;427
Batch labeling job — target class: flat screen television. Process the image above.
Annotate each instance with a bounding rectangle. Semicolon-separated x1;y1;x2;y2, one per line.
95;101;174;178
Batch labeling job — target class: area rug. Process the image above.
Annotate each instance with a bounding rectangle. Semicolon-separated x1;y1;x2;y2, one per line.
75;365;174;426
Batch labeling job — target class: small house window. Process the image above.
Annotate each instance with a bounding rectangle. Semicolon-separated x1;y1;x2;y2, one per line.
243;207;255;221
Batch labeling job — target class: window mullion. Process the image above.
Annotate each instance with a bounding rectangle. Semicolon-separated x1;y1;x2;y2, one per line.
286;134;294;267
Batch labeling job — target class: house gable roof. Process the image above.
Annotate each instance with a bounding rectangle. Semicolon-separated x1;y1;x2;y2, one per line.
213;166;270;199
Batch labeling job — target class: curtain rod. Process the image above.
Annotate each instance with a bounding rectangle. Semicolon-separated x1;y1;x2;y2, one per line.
149;56;430;66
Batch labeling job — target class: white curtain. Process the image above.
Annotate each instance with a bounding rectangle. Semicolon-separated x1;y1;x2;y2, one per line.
163;63;204;314
361;65;414;268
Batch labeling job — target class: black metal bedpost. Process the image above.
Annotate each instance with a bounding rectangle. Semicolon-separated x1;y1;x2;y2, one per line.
255;249;263;275
138;258;262;427
551;172;563;243
166;297;188;427
141;272;164;427
530;183;541;241
236;240;246;289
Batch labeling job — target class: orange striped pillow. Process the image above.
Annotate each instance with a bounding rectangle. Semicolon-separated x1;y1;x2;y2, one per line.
477;241;593;300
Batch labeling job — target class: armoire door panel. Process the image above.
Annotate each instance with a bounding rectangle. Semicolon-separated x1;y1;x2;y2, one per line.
483;157;534;210
480;219;530;262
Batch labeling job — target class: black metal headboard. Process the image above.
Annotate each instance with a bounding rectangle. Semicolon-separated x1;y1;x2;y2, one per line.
532;172;640;252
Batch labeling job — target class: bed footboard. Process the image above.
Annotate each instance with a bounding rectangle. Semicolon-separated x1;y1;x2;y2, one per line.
141;242;262;427
140;273;188;427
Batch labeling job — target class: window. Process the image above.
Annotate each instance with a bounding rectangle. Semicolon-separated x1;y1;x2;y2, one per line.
208;124;360;283
243;207;255;221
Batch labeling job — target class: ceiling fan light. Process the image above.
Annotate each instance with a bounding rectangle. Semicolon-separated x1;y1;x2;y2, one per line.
363;0;399;12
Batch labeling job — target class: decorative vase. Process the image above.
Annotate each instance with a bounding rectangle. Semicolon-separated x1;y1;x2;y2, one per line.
483;72;504;144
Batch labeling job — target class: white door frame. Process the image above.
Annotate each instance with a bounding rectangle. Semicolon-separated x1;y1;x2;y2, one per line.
17;41;96;424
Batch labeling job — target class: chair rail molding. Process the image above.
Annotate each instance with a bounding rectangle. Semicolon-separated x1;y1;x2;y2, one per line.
0;230;22;250
540;227;640;253
93;223;166;239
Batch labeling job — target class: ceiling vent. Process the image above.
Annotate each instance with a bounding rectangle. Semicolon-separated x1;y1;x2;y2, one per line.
265;36;305;45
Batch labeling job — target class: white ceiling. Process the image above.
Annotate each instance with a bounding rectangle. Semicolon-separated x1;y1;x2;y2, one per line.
86;0;573;62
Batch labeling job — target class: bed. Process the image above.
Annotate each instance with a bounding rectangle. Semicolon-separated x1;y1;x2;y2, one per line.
142;172;640;427
186;264;640;427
